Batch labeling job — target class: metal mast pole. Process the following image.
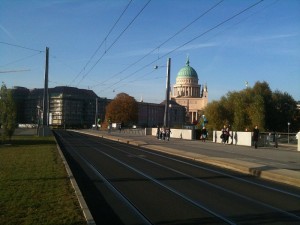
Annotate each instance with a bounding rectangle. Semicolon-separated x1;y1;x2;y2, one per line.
163;58;171;127
43;47;49;126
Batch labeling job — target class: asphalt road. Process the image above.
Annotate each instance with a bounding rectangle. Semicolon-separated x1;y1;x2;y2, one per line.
54;130;300;225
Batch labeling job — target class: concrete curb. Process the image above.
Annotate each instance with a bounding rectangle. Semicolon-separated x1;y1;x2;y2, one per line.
260;169;300;187
56;141;96;225
144;144;300;187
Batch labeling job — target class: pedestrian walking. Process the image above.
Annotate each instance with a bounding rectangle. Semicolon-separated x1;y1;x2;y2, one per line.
252;125;259;149
161;127;166;140
201;126;207;142
156;125;160;139
221;125;228;144
166;127;171;141
226;125;232;144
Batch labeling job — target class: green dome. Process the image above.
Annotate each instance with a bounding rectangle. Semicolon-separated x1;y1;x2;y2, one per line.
177;58;198;79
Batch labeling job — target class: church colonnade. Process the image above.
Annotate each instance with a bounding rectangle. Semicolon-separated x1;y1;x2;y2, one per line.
173;85;201;97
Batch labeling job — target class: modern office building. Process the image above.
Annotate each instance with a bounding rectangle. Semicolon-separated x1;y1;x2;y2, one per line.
12;86;108;128
12;86;186;128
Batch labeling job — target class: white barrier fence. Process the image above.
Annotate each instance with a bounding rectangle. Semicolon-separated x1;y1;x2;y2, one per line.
146;128;193;140
146;128;299;150
297;132;300;151
213;131;253;146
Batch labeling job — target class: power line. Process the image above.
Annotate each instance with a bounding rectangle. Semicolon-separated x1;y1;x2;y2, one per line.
69;0;133;86
0;41;44;52
0;52;43;68
111;69;159;93
91;0;224;88
97;0;264;94
75;0;152;86
163;0;265;57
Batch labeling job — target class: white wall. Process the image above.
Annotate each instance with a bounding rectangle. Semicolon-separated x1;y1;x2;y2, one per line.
297;132;300;151
146;128;254;145
213;130;252;146
147;128;193;140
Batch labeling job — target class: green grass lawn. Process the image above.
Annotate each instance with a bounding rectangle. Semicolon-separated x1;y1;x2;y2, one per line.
0;136;86;225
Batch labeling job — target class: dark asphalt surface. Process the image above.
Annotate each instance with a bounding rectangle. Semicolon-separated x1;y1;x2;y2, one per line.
55;130;300;225
78;129;300;186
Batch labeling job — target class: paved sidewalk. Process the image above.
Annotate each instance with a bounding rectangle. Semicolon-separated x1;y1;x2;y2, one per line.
74;129;300;188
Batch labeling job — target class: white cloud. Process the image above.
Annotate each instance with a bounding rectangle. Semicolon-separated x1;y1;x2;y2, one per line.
251;33;299;42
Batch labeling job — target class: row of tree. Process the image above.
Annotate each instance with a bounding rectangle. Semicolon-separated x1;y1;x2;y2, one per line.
203;81;299;132
0;83;16;142
1;81;298;142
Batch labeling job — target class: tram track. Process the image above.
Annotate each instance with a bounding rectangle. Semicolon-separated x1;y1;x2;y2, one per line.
54;130;300;225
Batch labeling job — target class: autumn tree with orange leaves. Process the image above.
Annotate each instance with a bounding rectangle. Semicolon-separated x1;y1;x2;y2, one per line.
105;93;138;127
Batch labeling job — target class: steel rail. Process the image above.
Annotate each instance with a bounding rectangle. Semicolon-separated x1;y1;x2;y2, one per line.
81;140;236;224
94;133;300;199
55;132;153;225
92;139;300;221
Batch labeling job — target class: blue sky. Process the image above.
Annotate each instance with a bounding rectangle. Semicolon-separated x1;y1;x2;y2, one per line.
1;0;299;103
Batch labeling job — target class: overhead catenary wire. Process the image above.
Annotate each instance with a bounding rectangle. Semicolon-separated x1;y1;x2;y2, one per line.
91;0;224;89
75;0;152;87
97;0;264;95
0;52;43;68
0;41;44;53
111;68;159;93
69;0;133;86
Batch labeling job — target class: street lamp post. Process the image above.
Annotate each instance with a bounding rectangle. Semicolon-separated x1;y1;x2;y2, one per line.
154;58;171;128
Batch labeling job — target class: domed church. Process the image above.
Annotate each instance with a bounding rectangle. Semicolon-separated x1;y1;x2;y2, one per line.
171;57;208;124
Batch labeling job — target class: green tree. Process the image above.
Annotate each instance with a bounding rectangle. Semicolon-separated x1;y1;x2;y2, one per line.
0;83;17;142
203;81;299;132
272;91;298;132
105;93;138;126
204;100;229;131
247;94;265;129
252;81;273;130
232;92;249;131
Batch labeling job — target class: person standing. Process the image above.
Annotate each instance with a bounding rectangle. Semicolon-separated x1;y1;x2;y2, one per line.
156;125;160;139
161;127;166;140
221;125;227;144
226;125;232;144
201;126;207;142
166;127;171;141
253;125;259;149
